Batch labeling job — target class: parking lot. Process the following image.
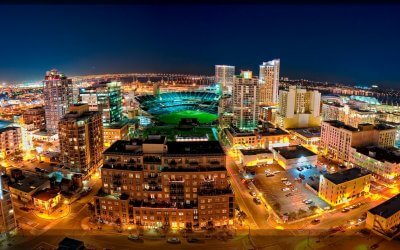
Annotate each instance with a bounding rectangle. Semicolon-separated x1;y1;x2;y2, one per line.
249;163;329;221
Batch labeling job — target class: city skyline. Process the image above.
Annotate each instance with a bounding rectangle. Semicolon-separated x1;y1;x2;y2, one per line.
1;4;400;88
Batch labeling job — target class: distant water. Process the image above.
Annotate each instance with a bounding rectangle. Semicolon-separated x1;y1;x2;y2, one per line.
0;120;12;129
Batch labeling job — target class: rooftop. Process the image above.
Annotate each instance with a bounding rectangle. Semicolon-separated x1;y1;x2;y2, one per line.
291;127;321;138
273;145;316;159
369;193;400;219
9;175;49;193
0;126;20;133
33;188;60;201
166;141;225;156
144;135;166;144
58;237;84;250
323;167;370;185
240;148;272;155
258;127;289;136
104;139;143;155
324;120;359;131
354;146;400;164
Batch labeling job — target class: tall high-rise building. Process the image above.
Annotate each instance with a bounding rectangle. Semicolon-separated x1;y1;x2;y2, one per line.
43;69;72;133
259;59;280;105
232;71;259;129
215;65;235;94
79;81;123;126
59;104;103;177
276;86;321;129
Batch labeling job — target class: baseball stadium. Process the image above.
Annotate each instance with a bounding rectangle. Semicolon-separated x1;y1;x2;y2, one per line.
135;91;220;124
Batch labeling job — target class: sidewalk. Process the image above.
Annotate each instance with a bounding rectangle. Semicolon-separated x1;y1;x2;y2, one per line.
32;204;71;220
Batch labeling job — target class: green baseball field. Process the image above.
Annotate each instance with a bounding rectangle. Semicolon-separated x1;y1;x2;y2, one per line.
157;110;218;124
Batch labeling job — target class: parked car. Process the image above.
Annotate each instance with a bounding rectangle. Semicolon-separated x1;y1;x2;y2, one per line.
167;237;181;244
281;177;288;181
253;197;261;205
187;237;201;243
273;171;281;174
304;200;313;205
296;167;304;171
128;235;140;241
282;187;290;192
311;218;321;224
266;173;274;177
342;208;350;213
309;176;315;181
285;182;292;186
249;191;257;197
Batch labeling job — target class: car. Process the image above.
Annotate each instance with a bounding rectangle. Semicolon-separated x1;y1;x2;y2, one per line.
285;182;292;186
323;206;331;211
35;167;44;173
273;171;281;174
187;237;201;243
265;169;271;173
311;218;321;224
266;173;274;177
358;218;366;223
253;197;261;205
341;208;350;213
309;176;315;181
305;165;312;169
370;244;379;249
305;200;313;205
128;234;140;241
282;187;290;192
296;167;304;171
285;193;293;197
249;191;257;197
299;174;305;180
167;237;181;244
281;177;288;181
291;188;297;192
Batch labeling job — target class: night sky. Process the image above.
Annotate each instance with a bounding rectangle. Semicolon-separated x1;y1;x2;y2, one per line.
1;4;400;88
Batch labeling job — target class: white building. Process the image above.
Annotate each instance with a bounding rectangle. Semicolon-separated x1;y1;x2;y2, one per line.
43;69;72;133
259;59;280;105
276;86;321;129
215;65;235;94
232;71;259;130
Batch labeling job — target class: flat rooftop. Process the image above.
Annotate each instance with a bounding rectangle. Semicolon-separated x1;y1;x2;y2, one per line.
323;167;370;185
166;141;225;156
33;188;60;201
9;175;49;193
291;127;321;138
273;145;316;159
369;193;400;219
103;139;143;155
354;146;400;164
324;120;359;132
144;135;166;144
258;127;289;136
240;148;272;155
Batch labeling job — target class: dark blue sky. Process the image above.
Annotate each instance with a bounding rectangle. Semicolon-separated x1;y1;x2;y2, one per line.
1;4;400;88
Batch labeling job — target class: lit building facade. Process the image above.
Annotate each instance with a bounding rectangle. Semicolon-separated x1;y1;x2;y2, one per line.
94;137;234;229
259;59;280;105
43;69;73;133
79;81;123;126
0;127;22;159
318;168;371;206
276;86;321;129
103;121;129;149
0;189;16;237
366;194;400;239
22;106;46;131
320;121;396;163
215;65;235;94
350;146;400;183
59;104;103;177
232;71;259;130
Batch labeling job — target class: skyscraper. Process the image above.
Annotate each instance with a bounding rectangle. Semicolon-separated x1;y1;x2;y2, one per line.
43;69;72;133
79;81;123;126
215;65;235;94
232;71;259;129
276;86;321;129
59;104;103;177
259;59;280;105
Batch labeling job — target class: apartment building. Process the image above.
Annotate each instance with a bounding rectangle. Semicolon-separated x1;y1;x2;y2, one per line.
318;168;371;206
366;193;400;239
350;146;400;183
94;136;234;229
0;189;16;236
0;127;22;159
259;59;280;105
22;106;46;131
320;121;396;163
232;71;259;130
59;104;103;177
276;86;321;129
